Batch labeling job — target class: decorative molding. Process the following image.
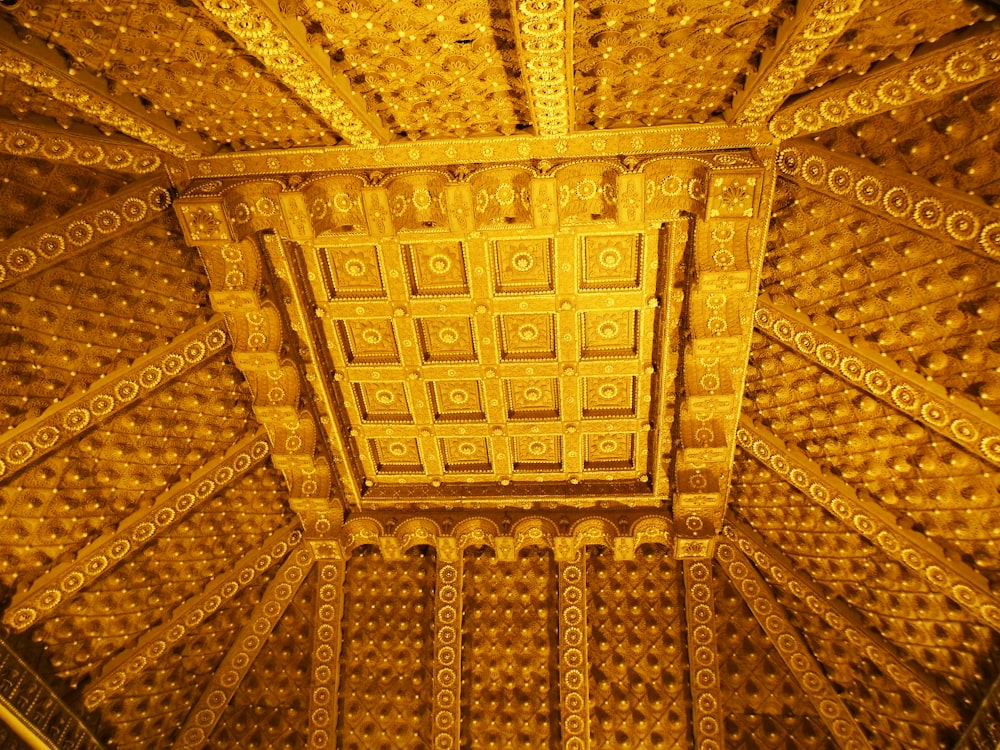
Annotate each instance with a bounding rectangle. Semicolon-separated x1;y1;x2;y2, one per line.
175;544;315;750
715;540;874;750
730;0;865;126
755;296;1000;469
952;667;1000;750
683;559;725;750
3;430;270;632
672;155;778;542
83;526;303;710
0;176;173;289
192;0;388;146
737;418;1000;632
777;140;1000;262
307;546;346;750
0;17;206;159
0;112;170;174
0;317;229;483
512;0;573;136
771;22;1000;138
722;518;963;727
0;638;105;750
556;551;589;750
430;542;462;750
182;123;773;179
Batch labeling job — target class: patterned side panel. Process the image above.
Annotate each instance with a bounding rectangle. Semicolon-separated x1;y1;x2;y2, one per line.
338;546;435;749
713;561;836;749
33;459;293;687
208;561;317;749
98;558;282;750
461;547;559;749
587;546;690;749
728;451;999;710
0;214;209;432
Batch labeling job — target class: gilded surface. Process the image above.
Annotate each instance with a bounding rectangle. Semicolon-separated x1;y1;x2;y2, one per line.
0;1;999;749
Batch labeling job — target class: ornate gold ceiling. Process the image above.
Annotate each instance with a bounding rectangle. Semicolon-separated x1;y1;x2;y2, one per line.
0;1;999;749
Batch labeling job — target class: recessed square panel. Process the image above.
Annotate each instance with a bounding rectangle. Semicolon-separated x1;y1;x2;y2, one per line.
492;237;554;294
353;382;413;422
428;380;486;422
580;310;638;359
582;376;637;419
440;437;492;473
504;378;560;421
417;316;478;363
404;240;469;296
498;313;557;361
584;433;635;471
369;438;423;473
580;234;642;289
336;319;400;364
511;435;562;472
318;244;386;299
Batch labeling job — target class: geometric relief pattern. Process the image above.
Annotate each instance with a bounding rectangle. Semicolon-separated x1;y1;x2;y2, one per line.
307;227;665;497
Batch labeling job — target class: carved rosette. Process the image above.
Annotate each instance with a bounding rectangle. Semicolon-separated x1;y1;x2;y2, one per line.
308;549;346;749
431;544;463;750
557;553;590;749
684;560;725;750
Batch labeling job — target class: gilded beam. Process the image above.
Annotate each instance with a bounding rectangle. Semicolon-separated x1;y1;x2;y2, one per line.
0;112;171;175
511;0;574;136
0;638;105;750
430;539;463;750
182;123;773;179
729;0;864;126
3;430;270;632
777;140;1000;262
175;543;315;750
0;176;172;289
715;540;874;750
683;559;726;750
555;548;590;749
952;668;1000;750
0;317;229;484
0;17;206;159
771;22;1000;138
191;0;388;146
307;544;346;750
755;296;1000;469
737;418;1000;632
671;155;777;552
83;526;303;710
722;518;963;727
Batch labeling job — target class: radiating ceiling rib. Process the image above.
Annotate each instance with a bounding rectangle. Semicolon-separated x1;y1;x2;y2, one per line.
723;517;964;727
0;113;171;176
173;543;315;750
0;317;229;493
0;17;208;159
729;0;865;126
306;548;346;750
715;539;874;750
190;0;389;146
509;0;574;136
737;417;1000;633
0;175;171;290
82;525;302;711
777;140;1000;263
770;21;1000;139
2;429;270;633
755;295;1000;469
429;541;462;750
683;559;726;750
